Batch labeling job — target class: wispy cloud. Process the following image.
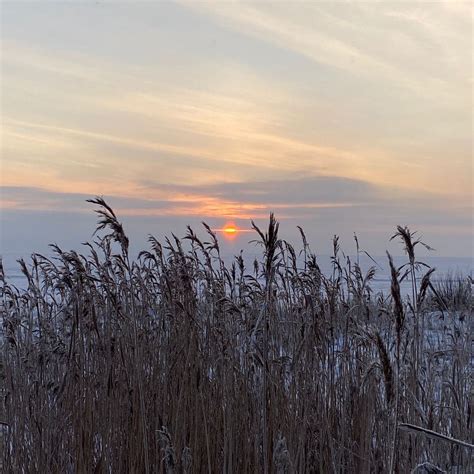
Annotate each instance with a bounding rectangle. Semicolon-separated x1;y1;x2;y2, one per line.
2;173;466;224
183;1;471;102
1;2;471;255
1;176;377;219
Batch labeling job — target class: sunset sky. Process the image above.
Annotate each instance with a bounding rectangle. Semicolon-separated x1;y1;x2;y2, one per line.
1;1;472;257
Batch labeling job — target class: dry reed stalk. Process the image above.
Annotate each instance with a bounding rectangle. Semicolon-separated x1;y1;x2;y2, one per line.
1;201;471;472
399;423;474;449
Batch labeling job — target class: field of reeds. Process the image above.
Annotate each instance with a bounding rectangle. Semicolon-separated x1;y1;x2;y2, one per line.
1;198;472;473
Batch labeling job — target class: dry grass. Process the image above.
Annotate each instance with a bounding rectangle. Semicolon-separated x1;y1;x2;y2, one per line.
1;199;472;473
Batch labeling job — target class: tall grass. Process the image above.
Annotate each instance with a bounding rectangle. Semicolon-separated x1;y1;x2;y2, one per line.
1;199;472;472
428;272;472;313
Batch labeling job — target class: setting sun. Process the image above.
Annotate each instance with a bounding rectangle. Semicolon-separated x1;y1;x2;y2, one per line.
214;223;252;238
223;225;237;234
216;223;239;239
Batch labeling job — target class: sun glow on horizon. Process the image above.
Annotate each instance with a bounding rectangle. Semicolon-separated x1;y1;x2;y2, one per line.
214;223;253;239
218;223;239;236
223;225;237;234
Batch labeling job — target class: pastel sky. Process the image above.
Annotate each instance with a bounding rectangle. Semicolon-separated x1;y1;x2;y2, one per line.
1;1;472;257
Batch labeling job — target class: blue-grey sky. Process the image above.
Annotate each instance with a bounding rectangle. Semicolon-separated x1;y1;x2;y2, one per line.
1;1;472;257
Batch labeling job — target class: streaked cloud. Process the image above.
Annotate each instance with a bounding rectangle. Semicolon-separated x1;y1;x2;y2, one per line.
1;176;375;219
183;1;470;101
1;1;472;256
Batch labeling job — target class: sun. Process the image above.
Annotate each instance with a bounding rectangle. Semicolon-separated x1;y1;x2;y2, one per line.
223;225;237;234
214;222;244;239
214;222;252;238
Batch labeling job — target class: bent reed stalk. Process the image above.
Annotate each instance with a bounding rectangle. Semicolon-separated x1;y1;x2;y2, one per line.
1;199;472;473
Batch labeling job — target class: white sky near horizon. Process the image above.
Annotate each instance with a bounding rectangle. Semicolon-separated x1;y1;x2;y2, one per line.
0;1;473;258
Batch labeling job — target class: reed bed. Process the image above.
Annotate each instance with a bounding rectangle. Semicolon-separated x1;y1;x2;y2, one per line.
1;199;472;473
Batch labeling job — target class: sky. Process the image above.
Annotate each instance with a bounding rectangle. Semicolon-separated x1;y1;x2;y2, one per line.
1;1;473;259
